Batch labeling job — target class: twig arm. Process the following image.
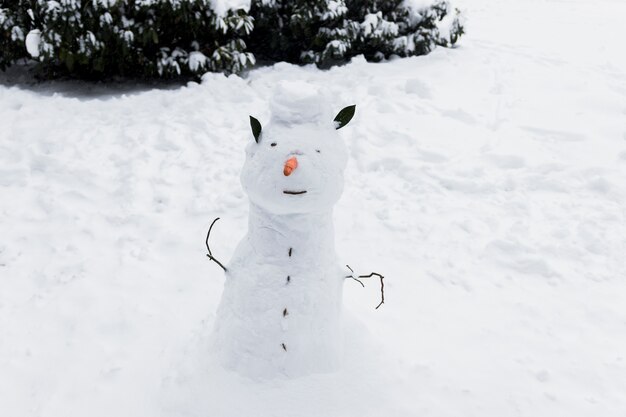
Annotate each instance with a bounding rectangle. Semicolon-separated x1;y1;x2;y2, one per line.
205;217;227;272
345;265;385;309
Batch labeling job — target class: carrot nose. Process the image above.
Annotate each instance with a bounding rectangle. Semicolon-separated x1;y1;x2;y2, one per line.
283;157;298;176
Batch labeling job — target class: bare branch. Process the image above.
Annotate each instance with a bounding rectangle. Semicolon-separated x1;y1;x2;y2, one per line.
356;272;385;309
345;265;385;309
350;276;365;287
345;264;364;287
205;217;227;272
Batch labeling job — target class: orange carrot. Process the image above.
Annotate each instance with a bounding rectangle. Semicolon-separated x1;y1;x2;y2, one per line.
283;157;298;176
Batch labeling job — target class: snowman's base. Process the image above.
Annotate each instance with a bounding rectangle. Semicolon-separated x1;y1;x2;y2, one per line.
210;315;345;379
210;260;345;378
210;202;346;379
211;302;345;379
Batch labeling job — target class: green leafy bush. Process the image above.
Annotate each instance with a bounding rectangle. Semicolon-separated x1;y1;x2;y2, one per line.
0;0;254;79
249;0;464;66
0;0;463;80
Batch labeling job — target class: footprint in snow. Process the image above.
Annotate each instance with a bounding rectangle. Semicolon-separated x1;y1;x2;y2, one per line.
441;108;477;125
485;154;526;170
404;78;432;99
586;177;611;194
521;125;585;142
417;149;448;163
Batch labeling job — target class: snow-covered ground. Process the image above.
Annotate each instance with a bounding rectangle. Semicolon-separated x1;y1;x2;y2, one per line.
2;0;626;415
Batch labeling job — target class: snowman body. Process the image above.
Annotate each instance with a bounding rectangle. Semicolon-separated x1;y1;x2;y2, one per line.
212;83;350;378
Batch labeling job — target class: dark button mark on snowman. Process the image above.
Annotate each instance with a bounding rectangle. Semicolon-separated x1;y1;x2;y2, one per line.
284;249;293;352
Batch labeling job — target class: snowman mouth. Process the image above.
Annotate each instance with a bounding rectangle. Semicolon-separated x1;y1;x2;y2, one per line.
283;190;307;195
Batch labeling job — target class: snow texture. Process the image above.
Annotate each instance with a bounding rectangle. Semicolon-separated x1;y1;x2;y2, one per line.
402;0;437;12
24;30;41;58
1;0;626;415
211;0;251;16
212;81;349;377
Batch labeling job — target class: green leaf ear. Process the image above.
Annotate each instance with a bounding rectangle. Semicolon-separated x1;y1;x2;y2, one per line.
333;105;356;130
249;115;262;143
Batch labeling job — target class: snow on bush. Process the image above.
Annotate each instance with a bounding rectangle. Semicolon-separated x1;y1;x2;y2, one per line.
249;0;464;66
0;0;463;79
0;0;254;78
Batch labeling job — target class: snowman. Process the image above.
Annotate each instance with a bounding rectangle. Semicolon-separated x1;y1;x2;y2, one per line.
208;82;382;378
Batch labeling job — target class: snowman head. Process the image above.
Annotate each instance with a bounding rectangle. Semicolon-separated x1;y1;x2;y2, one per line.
241;82;355;215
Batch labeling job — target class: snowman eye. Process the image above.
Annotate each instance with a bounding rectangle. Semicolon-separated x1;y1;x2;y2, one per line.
316;149;321;153
271;143;277;147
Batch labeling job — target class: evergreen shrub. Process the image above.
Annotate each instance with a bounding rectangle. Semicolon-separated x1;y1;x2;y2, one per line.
0;0;463;79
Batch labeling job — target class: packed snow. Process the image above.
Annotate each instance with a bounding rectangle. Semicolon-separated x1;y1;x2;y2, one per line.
210;0;251;17
24;30;41;59
212;82;351;378
1;0;626;416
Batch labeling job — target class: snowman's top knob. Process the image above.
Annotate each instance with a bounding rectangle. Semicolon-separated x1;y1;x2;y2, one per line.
269;81;332;127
